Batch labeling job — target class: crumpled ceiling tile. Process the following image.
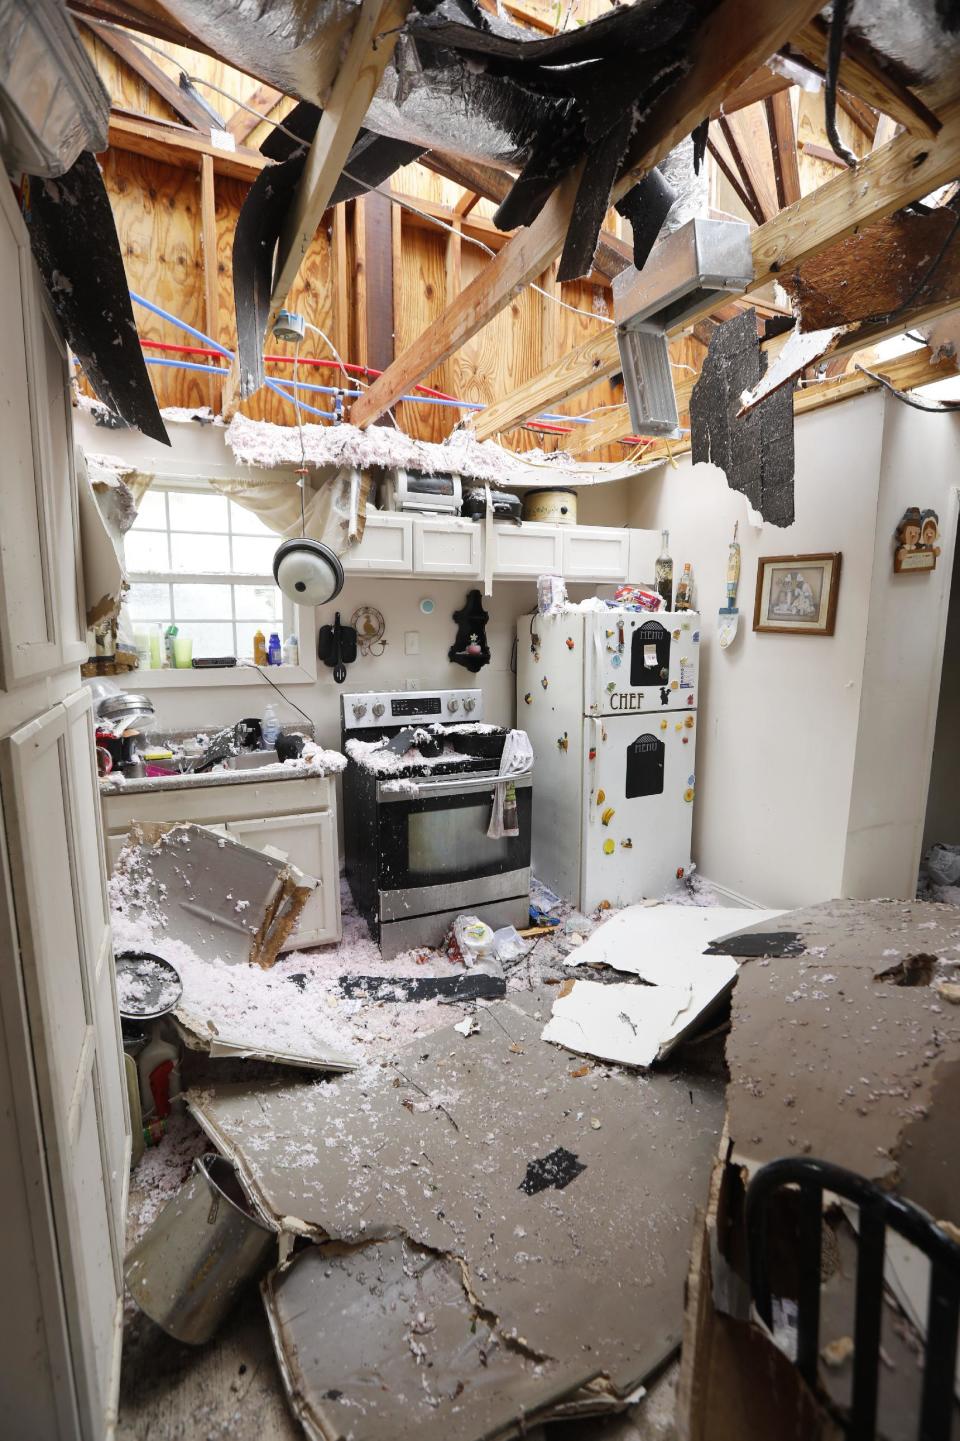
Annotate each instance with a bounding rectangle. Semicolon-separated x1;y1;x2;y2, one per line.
737;325;843;415
691;308;796;528
24;153;169;445
190;990;725;1405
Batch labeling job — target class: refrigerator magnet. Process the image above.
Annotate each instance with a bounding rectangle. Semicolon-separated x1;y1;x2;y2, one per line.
603;839;615;855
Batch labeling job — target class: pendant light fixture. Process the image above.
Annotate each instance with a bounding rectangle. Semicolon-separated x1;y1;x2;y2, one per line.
270;310;345;609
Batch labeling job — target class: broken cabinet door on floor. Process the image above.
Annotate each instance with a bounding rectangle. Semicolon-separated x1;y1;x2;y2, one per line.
0;688;129;1440
224;810;341;946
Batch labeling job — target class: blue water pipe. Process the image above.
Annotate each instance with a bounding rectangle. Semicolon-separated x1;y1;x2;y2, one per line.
129;291;590;428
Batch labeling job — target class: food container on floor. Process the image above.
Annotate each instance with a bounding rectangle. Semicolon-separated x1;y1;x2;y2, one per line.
124;1153;276;1345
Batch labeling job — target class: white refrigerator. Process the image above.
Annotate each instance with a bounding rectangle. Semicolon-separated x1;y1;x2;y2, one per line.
517;608;700;911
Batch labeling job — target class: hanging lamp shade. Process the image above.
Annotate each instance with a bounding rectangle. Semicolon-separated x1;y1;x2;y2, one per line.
272;538;344;607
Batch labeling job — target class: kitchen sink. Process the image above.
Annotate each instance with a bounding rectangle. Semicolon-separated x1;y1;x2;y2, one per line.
224;749;280;770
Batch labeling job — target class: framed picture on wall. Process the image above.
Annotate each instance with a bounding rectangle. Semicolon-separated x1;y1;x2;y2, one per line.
753;553;841;636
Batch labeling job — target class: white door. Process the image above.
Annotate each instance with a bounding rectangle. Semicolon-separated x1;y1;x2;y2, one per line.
225;811;341;946
580;710;697;910
0;689;129;1440
413;517;482;577
560;526;630;582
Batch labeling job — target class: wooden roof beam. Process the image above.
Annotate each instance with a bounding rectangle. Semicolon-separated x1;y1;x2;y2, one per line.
105;112;269;180
226;83;285;144
789;18;941;137
350;0;828;428
765;89;801;207
721;108;778;223
472;95;960;441
75;13;217;130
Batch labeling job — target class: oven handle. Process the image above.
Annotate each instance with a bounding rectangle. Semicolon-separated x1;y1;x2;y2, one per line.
377;765;534;803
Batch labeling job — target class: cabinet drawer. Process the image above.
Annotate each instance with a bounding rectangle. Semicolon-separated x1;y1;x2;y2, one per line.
413;518;482;577
102;773;334;836
224;811;340;947
562;526;630;581
492;523;563;578
341;513;412;573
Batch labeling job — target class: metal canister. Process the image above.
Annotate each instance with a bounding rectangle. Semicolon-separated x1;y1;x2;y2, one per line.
521;487;578;525
125;1153;276;1344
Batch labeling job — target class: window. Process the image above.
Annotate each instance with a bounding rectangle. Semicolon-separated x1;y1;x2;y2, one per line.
122;485;292;662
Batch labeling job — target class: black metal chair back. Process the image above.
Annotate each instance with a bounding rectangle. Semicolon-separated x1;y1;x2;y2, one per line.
746;1157;960;1441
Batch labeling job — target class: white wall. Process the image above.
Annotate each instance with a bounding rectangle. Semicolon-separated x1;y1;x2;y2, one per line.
843;401;960;897
629;394;886;907
923;536;960;854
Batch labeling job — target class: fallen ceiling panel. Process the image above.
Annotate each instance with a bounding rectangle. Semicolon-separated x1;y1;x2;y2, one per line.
713;899;960;1187
190;990;725;1412
263;1237;599;1441
23;152;168;445
690;308;796;527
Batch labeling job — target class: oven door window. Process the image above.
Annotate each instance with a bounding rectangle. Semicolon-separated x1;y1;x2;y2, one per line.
379;786;532;891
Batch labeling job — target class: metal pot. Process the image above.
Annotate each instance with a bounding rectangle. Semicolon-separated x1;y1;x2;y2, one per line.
124;1153;276;1344
521;487;578;526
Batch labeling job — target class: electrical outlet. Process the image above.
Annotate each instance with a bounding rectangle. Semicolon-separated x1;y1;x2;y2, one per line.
404;630;420;656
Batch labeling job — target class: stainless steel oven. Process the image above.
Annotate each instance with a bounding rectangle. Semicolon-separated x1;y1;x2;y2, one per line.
341;690;533;957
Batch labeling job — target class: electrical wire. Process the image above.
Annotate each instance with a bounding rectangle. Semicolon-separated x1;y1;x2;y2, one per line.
858;208;960;329
824;0;858;169
240;661;316;726
855;363;960;412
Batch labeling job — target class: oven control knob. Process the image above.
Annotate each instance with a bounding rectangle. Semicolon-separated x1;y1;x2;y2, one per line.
463;697;476;713
372;702;385;718
352;702;368;718
447;698;460;712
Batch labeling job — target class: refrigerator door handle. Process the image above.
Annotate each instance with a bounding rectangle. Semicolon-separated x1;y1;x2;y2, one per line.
587;717;602;823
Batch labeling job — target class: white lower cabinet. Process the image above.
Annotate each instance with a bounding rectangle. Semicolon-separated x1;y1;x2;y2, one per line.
102;774;342;949
224;810;339;947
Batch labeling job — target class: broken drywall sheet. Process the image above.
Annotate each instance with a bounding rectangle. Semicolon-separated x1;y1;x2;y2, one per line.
77;446;127;626
721;900;960;1188
110;824;357;1072
189;990;725;1426
690;309;796;527
542;976;693;1068
263;1237;597;1441
737;326;843;415
114;823;314;971
563;904;785;976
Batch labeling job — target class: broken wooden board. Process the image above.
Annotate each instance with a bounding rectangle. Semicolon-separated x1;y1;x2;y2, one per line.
189;991;725;1420
781;207;960;334
691;309;796;527
737;325;843;415
715;899;960;1190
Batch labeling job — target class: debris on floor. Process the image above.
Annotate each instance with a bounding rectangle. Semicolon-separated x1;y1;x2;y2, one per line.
187;990;725;1435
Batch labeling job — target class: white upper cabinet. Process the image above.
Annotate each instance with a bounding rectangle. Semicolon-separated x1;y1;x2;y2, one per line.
491;522;564;579
413;517;482;577
341;512;413;573
561;525;631;582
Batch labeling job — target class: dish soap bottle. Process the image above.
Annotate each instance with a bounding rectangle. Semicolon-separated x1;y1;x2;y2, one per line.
675;562;693;611
655;530;673;609
253;629;267;666
262;703;280;748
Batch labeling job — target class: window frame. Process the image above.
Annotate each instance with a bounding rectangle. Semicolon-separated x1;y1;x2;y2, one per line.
121;477;317;688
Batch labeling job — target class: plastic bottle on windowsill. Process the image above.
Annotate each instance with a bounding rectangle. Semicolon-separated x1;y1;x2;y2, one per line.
282;633;299;666
268;631;282;666
253;629;268;666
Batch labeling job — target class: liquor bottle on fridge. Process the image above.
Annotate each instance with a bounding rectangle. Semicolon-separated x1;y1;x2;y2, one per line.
675;562;693;611
655;530;673;608
517;604;700;910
